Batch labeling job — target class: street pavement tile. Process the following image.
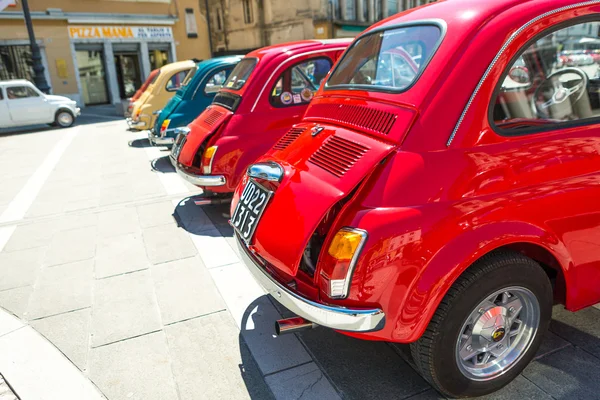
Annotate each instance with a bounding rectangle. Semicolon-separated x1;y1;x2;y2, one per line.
0;310;24;337
165;312;274;400
172;197;212;228
63;198;101;213
43;225;97;267
404;389;446;399
523;346;600;399
31;308;91;371
471;375;553;400
3;220;56;252
91;270;162;347
298;328;429;399
137;201;177;228
189;228;240;269
57;213;98;232
95;232;149;278
89;331;178;400
26;260;93;320
535;330;571;359
99;184;137;206
550;305;600;358
0;286;32;318
0;246;45;291
142;224;197;265
151;256;225;325
97;208;140;238
265;362;340;400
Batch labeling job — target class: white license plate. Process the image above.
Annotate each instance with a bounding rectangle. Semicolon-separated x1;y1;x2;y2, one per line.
231;179;272;242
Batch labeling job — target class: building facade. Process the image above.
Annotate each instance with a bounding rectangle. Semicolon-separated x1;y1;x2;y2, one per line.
0;0;212;106
207;0;436;54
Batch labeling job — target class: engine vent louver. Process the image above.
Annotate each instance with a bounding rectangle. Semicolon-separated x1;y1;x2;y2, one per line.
273;127;305;151
309;136;369;177
204;108;224;127
305;104;396;136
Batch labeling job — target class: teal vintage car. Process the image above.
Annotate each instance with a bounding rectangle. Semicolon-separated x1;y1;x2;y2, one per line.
149;55;243;146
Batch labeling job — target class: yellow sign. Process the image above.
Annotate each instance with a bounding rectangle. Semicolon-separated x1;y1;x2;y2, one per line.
68;26;173;40
55;59;68;79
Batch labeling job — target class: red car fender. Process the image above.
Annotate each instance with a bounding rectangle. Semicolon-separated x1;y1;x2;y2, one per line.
394;220;572;342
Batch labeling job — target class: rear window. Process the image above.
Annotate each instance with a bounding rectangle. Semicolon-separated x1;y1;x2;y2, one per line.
223;58;257;90
326;24;443;92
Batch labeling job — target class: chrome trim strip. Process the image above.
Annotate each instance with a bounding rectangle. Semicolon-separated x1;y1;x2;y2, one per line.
235;236;386;332
250;47;349;113
446;1;600;147
247;162;284;182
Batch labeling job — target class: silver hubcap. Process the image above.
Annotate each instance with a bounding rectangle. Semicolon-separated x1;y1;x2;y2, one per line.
58;112;73;126
456;286;539;381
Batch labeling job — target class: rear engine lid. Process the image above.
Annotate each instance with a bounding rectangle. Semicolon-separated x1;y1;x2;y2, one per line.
246;124;395;277
178;105;232;167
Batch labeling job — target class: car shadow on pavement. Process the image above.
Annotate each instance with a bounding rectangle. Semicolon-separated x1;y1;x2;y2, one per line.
128;138;153;148
150;156;175;173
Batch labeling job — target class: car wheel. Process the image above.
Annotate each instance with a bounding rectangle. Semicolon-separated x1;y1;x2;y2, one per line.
55;110;74;128
410;251;552;398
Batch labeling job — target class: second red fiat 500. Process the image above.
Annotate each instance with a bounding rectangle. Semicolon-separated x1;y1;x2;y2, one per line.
232;0;600;397
169;39;351;197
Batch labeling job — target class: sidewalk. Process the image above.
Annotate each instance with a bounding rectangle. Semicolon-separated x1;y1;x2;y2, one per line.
1;116;600;400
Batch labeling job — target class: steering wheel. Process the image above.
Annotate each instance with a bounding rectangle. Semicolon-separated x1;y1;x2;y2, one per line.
533;67;588;116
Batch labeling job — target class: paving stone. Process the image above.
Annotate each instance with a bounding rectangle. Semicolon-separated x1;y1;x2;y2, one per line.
298;328;429;399
57;213;98;232
89;331;178;400
142;224;197;265
91;270;162;347
0;373;19;400
404;389;446;399
0;286;32;318
474;375;553;400
550;305;600;358
137;201;177;228
189;227;240;269
172;197;212;228
97;208;140;238
265;362;340;400
26;260;93;320
151;256;225;325
3;220;56;252
535;330;571;360
0;310;24;337
44;226;97;267
523;346;600;399
95;232;149;278
0;246;45;291
165;312;273;400
31;308;91;371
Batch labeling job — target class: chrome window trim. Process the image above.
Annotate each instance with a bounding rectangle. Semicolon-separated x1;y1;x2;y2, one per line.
446;0;600;147
250;47;348;112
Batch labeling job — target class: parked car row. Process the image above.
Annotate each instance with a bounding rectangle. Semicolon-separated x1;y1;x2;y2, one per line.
128;0;600;397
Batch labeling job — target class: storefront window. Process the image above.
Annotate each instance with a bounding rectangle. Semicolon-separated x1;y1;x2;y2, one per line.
0;45;34;82
76;50;109;105
150;49;169;70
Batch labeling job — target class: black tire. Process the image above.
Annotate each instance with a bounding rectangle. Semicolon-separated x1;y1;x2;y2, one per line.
55;110;74;128
410;251;553;398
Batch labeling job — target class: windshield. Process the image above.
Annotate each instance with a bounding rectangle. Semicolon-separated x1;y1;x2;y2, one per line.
327;24;442;92
223;58;257;90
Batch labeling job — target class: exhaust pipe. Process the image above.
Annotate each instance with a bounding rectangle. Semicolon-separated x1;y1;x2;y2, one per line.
275;317;317;335
194;197;231;206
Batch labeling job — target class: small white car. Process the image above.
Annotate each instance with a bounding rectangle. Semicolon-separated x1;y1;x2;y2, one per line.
0;80;81;129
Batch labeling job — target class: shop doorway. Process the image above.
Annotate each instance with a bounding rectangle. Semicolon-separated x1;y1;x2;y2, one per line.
76;48;109;105
114;53;141;100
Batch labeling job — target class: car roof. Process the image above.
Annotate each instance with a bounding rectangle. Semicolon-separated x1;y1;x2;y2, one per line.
245;38;353;61
0;79;33;86
158;60;196;74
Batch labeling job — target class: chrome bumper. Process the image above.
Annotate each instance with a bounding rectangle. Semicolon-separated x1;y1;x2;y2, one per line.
173;160;226;187
75;107;81;117
148;131;174;146
236;236;385;332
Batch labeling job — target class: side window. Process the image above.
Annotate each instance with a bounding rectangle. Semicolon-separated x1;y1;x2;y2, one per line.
270;58;332;108
492;21;600;133
6;86;40;100
166;70;190;91
204;69;230;95
0;88;3;100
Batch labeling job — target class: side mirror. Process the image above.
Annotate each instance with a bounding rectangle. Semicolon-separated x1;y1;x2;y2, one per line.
508;66;531;85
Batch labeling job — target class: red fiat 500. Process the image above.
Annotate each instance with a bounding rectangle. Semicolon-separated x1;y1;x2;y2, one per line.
232;0;600;397
170;39;352;196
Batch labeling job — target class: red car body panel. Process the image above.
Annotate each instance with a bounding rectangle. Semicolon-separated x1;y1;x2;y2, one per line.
174;39;352;193
232;0;600;343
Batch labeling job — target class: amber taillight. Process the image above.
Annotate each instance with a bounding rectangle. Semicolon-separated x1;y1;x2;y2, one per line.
273;127;305;151
308;136;369;177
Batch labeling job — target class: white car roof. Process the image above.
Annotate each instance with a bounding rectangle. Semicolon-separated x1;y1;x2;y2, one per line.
0;79;33;87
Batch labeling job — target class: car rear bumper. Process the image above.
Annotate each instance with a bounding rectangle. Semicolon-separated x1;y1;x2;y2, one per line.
148;131;174;146
236;236;386;332
171;157;226;187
